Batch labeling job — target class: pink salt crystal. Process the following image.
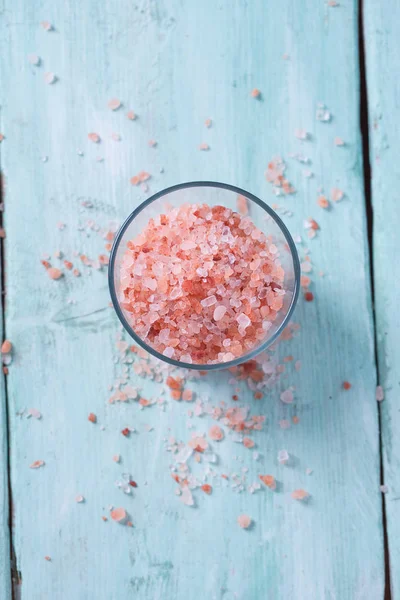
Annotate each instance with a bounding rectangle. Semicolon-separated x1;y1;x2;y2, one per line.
334;136;345;146
199;143;209;151
201;295;217;308
237;313;251;329
44;72;56;84
110;507;127;522
251;88;261;98
205;118;212;128
237;194;248;216
126;110;137;120
1;340;12;354
27;408;41;419
331;188;344;202
238;514;252;528
376;386;384;402
163;347;175;359
180;486;194;506
41;21;53;31
108;98;121;111
292;489;309;501
30;460;45;469
75;495;84;503
295;129;308;140
47;267;63;280
243;437;255;449
182;389;193;402
208;425;224;441
113;454;121;463
88;133;100;143
213;305;227;321
280;389;294;404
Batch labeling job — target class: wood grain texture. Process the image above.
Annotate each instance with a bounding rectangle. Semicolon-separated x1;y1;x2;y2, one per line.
0;0;384;598
364;1;400;595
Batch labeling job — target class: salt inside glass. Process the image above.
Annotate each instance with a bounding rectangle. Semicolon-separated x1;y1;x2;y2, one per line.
109;182;300;370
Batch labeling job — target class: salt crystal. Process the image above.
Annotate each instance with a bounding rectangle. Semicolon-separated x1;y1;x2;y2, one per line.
28;54;40;66
331;188;344;202
278;449;289;465
237;313;251;329
237;514;252;528
76;495;84;503
380;485;388;494
108;98;121;111
27;408;41;419
213;305;227;321
44;72;56;84
306;468;313;475
175;446;193;464
41;21;53;31
376;386;384;402
180;486;194;506
292;489;309;501
280;389;294;404
316;104;331;122
201;295;217;308
295;129;309;140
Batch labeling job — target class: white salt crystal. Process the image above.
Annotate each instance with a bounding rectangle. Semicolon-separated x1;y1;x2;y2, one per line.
278;449;289;464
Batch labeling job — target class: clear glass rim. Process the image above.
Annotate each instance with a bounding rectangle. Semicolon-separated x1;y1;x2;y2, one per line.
108;181;300;371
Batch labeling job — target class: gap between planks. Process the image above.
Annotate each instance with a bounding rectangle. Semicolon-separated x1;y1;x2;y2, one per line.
358;0;392;598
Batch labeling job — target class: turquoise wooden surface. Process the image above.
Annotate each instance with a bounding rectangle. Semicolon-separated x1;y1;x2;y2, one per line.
0;0;388;598
365;2;400;596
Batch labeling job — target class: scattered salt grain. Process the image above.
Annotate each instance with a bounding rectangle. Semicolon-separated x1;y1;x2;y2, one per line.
380;485;388;494
88;133;100;143
199;143;209;151
75;495;85;503
88;413;97;423
331;188;344;202
306;468;313;476
251;89;261;98
334;136;345;146
28;54;40;66
278;449;289;465
30;460;45;469
180;486;194;506
44;72;56;84
292;489;309;501
238;514;252;528
208;425;224;441
110;507;127;523
47;267;63;280
280;389;294;404
108;98;121;111
126;110;137;120
376;386;384;402
316;103;331;122
259;475;276;490
41;21;53;31
295;129;309;140
205;118;212;128
1;340;12;354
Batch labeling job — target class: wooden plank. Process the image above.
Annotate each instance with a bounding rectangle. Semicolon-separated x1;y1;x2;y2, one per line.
364;1;400;595
1;0;384;598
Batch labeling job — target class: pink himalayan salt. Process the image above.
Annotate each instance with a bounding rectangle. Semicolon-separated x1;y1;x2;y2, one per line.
110;507;127;522
292;489;309;501
238;514;252;528
208;425;224;441
119;203;286;364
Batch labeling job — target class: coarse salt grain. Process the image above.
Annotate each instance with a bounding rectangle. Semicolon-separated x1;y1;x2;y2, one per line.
1;340;12;354
208;425;224;441
376;386;384;402
238;514;252;528
108;98;121;111
292;489;309;501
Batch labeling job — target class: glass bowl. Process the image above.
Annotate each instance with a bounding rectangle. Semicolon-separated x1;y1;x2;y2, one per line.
109;181;300;371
